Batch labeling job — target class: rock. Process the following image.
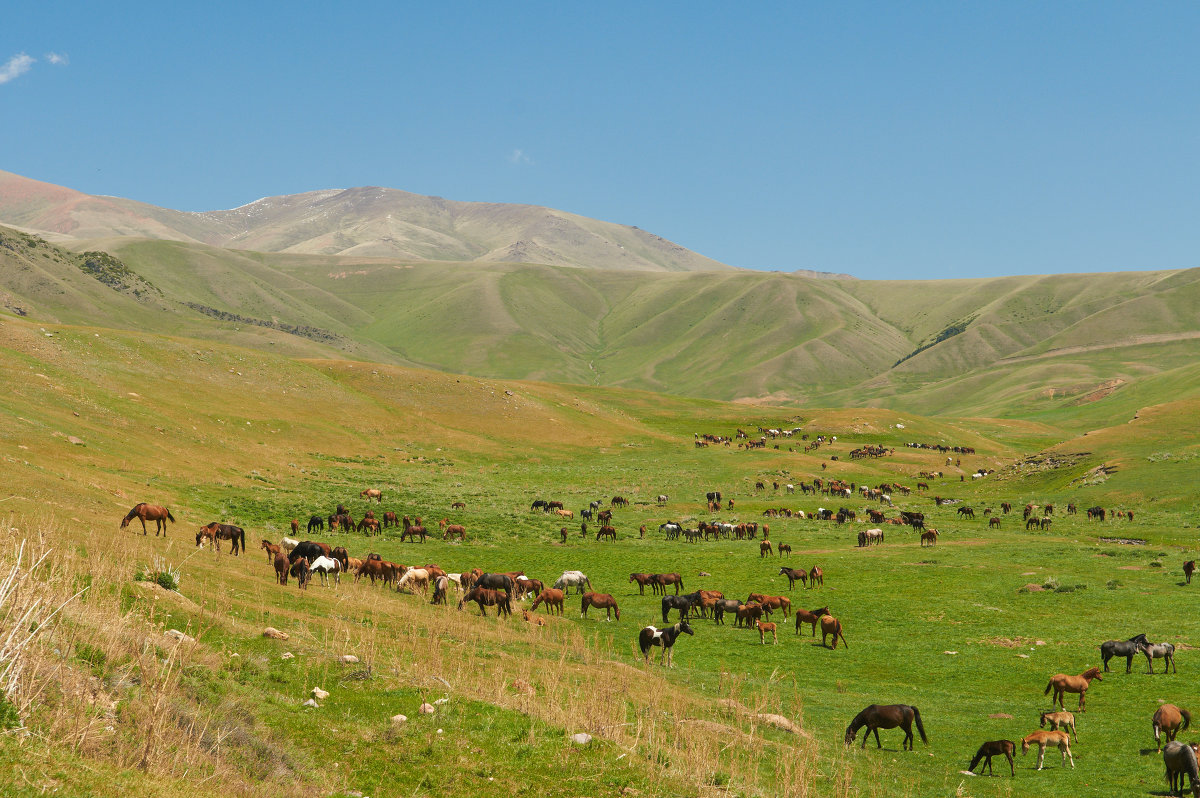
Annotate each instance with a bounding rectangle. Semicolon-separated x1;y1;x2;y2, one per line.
391;714;408;725
67;436;84;446
164;629;194;644
755;713;804;735
312;687;330;701
263;627;289;640
943;651;958;655
436;728;444;734
340;654;359;664
281;652;295;660
418;703;435;715
302;698;320;708
570;732;593;746
989;713;1013;719
1017;654;1030;659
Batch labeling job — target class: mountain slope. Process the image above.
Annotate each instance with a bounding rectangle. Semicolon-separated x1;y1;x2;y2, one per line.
0;171;734;272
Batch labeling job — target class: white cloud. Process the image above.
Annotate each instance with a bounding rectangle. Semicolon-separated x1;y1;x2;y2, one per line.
508;149;532;165
0;53;35;85
45;52;68;66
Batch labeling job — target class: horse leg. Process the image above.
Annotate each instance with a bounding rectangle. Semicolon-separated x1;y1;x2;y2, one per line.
1063;742;1073;768
1036;745;1045;771
872;727;881;749
1126;653;1133;674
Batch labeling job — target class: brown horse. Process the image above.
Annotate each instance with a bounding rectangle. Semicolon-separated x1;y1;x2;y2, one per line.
845;704;927;750
747;593;791;618
1021;730;1074;770
360;488;382;503
197;522;245;555
808;566;824;588
756;619;777;644
820;615;848;649
1040;710;1078;741
290;518;299;535
261;539;282;563
530;588;565;615
443;523;466;541
777;543;791;557
1154;704;1192;751
1045;667;1103;712
581;592;620;621
759;540;773;557
120;503;175;536
794;606;831;637
458;587;511;617
451;501;467;510
629;573;656;595
778;567;807;589
920;529;938;546
1186;561;1196;585
968;740;1015;776
655;573;685;595
273;552;289;585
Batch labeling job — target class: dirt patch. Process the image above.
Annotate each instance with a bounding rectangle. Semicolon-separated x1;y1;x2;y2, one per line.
985;636;1033;648
989;713;1014;719
1118;565;1143;571
1021;584;1044;592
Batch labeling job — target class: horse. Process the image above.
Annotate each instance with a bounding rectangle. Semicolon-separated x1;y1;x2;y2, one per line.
1101;633;1149;673
920;530;938;547
1044;667;1102;712
747;593;790;618
1187;561;1196;585
844;704;927;750
120;503;175;536
777;543;791;557
272;551;289;585
360;488;382;503
289;541;330;563
451;501;467;510
968;740;1015;776
442;523;466;542
330;546;349;571
638;621;693;667
734;603;766;628
530;588;565;615
595;525;616;541
430;575;451;605
756;619;777;644
759;540;773;557
661;594;695;623
458;587;512;617
514;576;544;599
306;515;324;533
1039;710;1078;741
396;568;430;596
260;539;282;563
475;573;515;595
1140;640;1178;674
1021;730;1074;770
382;511;399;528
779;567;807;590
656;494;669;505
820;615;848;649
280;537;299;552
289;557;311;590
712;599;741;625
581;592;619;621
794;606;831;637
1154;704;1192;751
197;522;245;555
808;566;823;588
308;556;342;587
289;518;299;535
400;516;427;543
989;516;1001;528
655;573;684;595
1164;740;1200;797
629;573;656;595
552;570;591;594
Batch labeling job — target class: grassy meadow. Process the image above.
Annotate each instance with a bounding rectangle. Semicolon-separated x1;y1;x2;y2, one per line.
1;310;1200;797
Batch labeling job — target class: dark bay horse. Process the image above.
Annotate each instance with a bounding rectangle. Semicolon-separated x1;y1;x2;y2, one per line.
457;587;512;617
120;503;175;536
968;740;1015;776
844;704;927;750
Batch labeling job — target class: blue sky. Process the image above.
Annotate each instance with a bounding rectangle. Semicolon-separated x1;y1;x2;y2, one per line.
3;2;1198;279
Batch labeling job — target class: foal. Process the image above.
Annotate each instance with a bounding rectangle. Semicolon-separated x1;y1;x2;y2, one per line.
756;619;777;644
968;740;1015;776
1021;730;1074;770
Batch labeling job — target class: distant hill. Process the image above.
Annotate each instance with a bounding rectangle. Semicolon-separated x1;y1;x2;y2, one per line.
0;170;733;272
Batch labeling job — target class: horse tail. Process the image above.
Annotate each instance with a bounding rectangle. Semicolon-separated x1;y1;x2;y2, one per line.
677;576;684;592
1184;708;1193;731
167;509;176;523
1044;680;1054;696
911;706;927;744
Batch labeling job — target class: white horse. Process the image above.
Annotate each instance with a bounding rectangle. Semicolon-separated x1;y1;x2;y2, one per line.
280;537;299;552
553;570;592;594
785;484;795;494
397;568;430;596
308;556;342;586
656;494;669;505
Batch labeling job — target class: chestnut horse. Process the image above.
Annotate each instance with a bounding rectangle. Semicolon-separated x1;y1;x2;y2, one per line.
457;587;512;617
120;503;175;536
1153;704;1192;751
197;522;245;555
360;488;382;503
581;592;620;621
273;552;289;585
820;615;848;649
808;566;824;588
794;606;831;637
844;704;927;750
530;588;565;615
1045;667;1102;712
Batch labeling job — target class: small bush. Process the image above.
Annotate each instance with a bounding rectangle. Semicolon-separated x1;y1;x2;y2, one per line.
1106;580;1123;590
1042;577;1060;591
1150;561;1164;568
1055;585;1076;593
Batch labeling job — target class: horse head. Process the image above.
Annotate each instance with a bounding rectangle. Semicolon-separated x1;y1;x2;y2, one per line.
678;620;694;636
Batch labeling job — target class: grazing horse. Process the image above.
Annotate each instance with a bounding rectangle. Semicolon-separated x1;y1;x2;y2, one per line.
530;588;565;615
1140;640;1178;674
120;503;175;536
1039;710;1078;741
778;567;807;589
794;606;831;637
1187;561;1196;585
552;570;591;594
1021;730;1074;770
396;568;431;596
756;619;777;644
360;488;382;503
920;529;938;547
808;566;824;588
273;551;289;585
968;740;1015;776
989;516;1001;528
820;615;848;649
844;704;927;750
581;592;619;621
1101;633;1149;673
458;587;512;617
759;540;773;557
289;557;311;590
1154;704;1192;751
638;621;693;667
1164;740;1200;797
1045;667;1102;712
595;525;616;541
451;501;467;510
308;556;342;587
747;593;791;618
442;523;466;541
197;522;245;555
307;515;324;533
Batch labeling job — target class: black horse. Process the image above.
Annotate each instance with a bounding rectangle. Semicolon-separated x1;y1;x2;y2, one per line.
475;573;515;595
289;541;327;564
1100;633;1148;673
306;515;324;533
661;593;701;623
638;621;693;666
844;704;927;751
531;499;548;512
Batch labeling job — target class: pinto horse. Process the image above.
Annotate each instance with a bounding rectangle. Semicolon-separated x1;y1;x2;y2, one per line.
844;704;927;750
638;621;693;667
1045;667;1102;712
197;522;245;555
120;503;175;536
581;592;619;621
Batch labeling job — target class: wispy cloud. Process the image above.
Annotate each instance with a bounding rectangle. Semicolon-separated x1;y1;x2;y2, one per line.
508;148;532;165
45;52;68;66
0;53;35;85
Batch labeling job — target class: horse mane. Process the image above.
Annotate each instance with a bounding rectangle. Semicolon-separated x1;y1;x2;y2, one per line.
1080;666;1102;679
